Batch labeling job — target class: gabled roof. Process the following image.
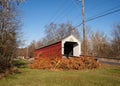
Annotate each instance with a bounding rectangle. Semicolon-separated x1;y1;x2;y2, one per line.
36;34;80;50
36;40;61;50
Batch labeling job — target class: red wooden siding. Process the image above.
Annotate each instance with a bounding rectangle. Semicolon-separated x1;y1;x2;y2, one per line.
34;42;62;59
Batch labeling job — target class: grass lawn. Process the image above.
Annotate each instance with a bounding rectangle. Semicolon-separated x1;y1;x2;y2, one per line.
0;65;120;86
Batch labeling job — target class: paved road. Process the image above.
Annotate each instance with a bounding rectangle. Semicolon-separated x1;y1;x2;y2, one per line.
99;60;120;66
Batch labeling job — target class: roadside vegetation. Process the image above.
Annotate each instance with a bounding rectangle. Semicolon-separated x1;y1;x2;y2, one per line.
0;64;120;86
30;56;100;70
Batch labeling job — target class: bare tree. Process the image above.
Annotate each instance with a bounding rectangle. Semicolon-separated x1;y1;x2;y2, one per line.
110;24;120;58
85;24;120;58
16;47;26;58
36;23;81;48
0;0;24;72
88;31;110;57
28;41;36;58
81;26;93;55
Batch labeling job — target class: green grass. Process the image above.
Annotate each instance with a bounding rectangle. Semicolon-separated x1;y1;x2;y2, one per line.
0;65;120;86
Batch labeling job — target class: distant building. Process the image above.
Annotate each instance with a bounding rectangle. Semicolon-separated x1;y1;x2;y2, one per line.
34;35;81;59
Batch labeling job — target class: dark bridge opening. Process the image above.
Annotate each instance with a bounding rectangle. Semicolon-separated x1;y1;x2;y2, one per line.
64;42;77;57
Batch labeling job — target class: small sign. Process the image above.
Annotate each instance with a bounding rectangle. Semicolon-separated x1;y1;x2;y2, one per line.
70;38;74;42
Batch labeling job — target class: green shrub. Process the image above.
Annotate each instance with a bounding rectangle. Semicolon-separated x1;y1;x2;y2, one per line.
13;59;29;68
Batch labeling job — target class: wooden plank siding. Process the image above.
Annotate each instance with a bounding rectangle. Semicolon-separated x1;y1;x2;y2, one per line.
34;42;62;59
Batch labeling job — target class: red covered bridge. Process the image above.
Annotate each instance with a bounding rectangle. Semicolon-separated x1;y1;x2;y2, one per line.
34;35;81;59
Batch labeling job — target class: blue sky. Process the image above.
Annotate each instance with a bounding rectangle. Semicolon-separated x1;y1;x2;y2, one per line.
19;0;120;46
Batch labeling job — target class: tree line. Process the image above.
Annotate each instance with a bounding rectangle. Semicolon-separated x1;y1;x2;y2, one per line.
19;22;120;59
86;24;120;58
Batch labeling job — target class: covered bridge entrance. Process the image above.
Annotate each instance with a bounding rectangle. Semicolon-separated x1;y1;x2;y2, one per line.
64;42;78;57
34;35;81;59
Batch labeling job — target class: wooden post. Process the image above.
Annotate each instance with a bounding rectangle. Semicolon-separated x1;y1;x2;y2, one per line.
81;0;86;57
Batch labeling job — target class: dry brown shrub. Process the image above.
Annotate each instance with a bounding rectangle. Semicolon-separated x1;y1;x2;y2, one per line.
30;57;60;69
30;57;100;70
0;67;18;79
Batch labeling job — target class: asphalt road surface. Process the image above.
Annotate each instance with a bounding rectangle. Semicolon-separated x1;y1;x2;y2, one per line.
99;60;120;66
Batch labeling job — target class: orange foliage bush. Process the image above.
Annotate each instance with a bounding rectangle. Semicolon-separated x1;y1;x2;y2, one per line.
30;57;100;70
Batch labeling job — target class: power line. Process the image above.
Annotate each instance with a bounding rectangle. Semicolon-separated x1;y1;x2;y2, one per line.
87;4;120;21
72;0;81;10
46;0;80;27
47;0;83;25
73;0;120;28
54;4;74;23
75;8;120;28
71;0;81;24
46;0;67;24
85;0;120;15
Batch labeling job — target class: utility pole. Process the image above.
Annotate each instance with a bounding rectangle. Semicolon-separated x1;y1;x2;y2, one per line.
26;46;29;58
81;0;86;57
